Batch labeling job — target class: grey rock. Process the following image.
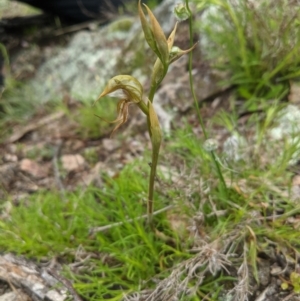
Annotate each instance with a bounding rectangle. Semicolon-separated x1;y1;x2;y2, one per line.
27;0;177;104
0;290;29;301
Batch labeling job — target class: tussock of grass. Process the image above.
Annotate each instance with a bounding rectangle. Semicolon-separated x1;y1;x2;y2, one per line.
71;97;117;139
0;80;62;141
198;0;300;103
0;83;39;125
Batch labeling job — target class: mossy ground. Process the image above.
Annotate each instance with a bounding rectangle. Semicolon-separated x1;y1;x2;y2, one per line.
1;118;300;300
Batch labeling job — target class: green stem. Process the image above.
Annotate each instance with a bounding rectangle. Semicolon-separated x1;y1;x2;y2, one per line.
185;0;207;139
186;0;227;196
138;99;150;115
148;84;157;103
147;81;162;226
145;82;158;226
148;64;168;103
147;128;160;225
0;43;10;66
211;151;227;196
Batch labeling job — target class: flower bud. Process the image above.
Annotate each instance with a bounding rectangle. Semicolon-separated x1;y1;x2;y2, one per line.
203;138;219;152
151;58;165;85
138;0;169;65
148;101;162;150
174;3;190;21
167;22;178;51
169;43;198;64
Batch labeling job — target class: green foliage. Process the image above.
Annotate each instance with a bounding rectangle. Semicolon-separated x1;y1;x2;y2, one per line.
0;45;44;133
2;119;300;299
0;81;38;125
0;43;9;69
197;0;300;103
82;147;99;165
0;77;61;141
0;161;192;299
281;270;300;293
290;272;300;293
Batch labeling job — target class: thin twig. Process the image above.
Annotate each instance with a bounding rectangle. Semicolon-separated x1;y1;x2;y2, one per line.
53;20;101;36
6;111;64;144
52;140;66;199
89;204;174;234
282;292;296;301
256;205;300;221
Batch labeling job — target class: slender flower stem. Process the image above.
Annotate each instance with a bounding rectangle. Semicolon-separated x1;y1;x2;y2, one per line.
147;142;159;225
185;0;227;195
148;64;168;103
185;0;207;139
147;82;161;225
148;85;157;103
138;99;150;115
